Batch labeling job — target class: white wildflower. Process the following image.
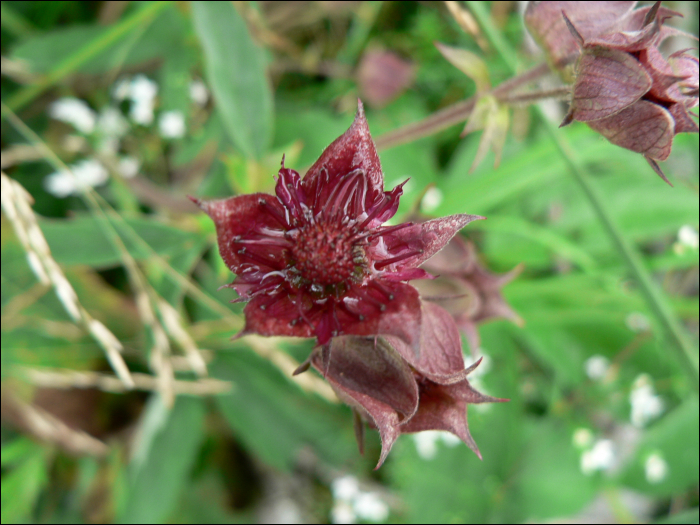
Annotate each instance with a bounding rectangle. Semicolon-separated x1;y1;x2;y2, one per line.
49;97;96;134
96;106;129;138
584;355;610;381
117;156;140;178
44;159;108;198
189;79;209;106
158;110;186;139
112;78;132;101
644;452;669;484
630;374;664;427
353;492;389;522
128;75;158;125
412;430;441;460
331;476;360;502
625;312;651;333
572;428;594;449
580;439;615;475
331;501;356;524
421;186;444;213
677;225;698;249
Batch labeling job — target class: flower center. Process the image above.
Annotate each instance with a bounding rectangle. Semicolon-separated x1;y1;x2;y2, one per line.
290;220;364;287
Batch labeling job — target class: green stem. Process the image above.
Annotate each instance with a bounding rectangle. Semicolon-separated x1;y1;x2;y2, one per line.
466;1;699;391
2;1;171;116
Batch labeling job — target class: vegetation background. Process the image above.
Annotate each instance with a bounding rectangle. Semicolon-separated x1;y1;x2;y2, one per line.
1;1;698;523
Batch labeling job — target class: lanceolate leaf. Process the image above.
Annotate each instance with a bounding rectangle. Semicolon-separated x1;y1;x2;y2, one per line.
192;2;273;160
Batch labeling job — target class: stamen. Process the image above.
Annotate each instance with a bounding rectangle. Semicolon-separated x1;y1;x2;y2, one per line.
358;195;392;229
319;170;358;220
368;222;414;239
374;249;424;270
326;169;363;220
237;247;281;269
284;180;305;218
234;237;292;249
259;199;290;229
311;167;328;210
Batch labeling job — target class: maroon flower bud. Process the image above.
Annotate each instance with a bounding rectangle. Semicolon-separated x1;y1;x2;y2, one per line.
526;1;699;184
414;234;523;353
308;302;507;468
191;101;483;348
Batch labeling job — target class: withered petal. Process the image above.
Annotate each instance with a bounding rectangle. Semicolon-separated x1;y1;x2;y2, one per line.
387;302;467;384
310;338;418;469
586;99;675;160
569;46;651;122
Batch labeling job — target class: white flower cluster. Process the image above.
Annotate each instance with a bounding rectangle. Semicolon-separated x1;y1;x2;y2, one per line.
43;159;109;198
630;374;664;427
330;476;389;524
113;74;159;125
45;77;208;197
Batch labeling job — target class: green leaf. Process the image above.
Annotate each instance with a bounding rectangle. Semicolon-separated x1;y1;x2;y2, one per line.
39;213;201;268
119;395;206;524
192;2;273;160
508;419;598;520
10;6;188;76
212;348;357;471
0;440;49;524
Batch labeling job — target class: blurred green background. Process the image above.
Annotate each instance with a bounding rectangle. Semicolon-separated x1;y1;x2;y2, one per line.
1;1;698;523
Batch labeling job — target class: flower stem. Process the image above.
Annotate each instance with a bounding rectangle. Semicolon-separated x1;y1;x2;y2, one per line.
374;62;551;150
465;0;699;392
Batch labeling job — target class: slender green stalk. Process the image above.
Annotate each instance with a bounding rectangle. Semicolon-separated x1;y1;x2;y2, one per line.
466;1;699;391
2;1;171;116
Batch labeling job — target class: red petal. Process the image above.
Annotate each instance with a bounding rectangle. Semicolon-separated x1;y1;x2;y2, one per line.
374;214;484;272
241;292;314;338
193;194;290;274
333;280;423;350
302;100;385;219
586;99;675;160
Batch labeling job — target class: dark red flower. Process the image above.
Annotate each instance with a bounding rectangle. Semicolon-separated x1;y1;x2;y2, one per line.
192;101;482;346
308;302;507;468
525;1;699;184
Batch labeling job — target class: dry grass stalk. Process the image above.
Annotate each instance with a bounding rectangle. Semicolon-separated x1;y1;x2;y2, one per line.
17;367;232;396
1;172;134;388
